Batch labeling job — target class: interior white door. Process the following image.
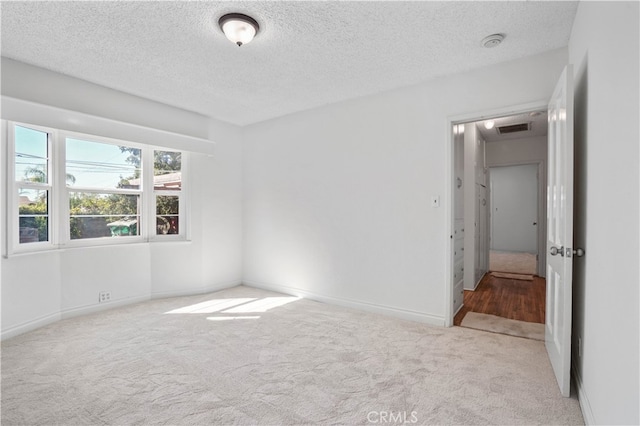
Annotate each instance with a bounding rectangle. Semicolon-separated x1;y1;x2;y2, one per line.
546;65;574;397
490;164;538;253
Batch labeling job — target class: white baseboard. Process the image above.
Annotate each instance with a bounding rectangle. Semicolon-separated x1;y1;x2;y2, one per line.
243;280;445;327
572;357;596;425
61;294;151;320
2;281;243;341
454;303;464;316
1;312;61;341
150;280;241;299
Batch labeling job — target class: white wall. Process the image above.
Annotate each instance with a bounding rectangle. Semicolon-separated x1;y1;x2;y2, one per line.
568;2;640;424
242;48;567;325
1;58;206;138
486;135;547;167
1;59;244;339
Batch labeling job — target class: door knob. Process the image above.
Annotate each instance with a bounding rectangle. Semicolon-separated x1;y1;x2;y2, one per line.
550;246;564;256
572;248;585;257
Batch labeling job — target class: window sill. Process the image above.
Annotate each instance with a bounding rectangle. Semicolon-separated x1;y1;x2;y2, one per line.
4;238;191;258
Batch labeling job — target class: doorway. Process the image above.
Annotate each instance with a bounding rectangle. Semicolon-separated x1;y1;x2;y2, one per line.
449;107;548;338
489;163;539;276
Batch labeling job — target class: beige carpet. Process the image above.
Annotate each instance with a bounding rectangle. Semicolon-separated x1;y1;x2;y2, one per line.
461;312;545;341
490;250;537;275
1;286;583;425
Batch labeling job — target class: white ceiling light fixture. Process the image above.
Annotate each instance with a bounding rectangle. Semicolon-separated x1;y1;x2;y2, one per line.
481;33;505;48
484;120;495;130
219;13;260;46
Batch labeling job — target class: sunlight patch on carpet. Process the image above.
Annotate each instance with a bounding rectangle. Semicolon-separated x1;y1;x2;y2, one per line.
223;297;301;313
206;316;261;321
165;298;257;314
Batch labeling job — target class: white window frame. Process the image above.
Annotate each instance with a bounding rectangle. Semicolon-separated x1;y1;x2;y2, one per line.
148;148;187;242
8;122;57;254
61;129;146;248
5;120;189;255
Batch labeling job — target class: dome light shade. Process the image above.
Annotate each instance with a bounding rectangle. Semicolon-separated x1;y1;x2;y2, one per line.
481;33;505;48
219;13;259;46
484;120;495;130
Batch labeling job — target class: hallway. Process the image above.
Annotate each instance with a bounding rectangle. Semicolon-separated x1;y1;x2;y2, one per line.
454;273;545;326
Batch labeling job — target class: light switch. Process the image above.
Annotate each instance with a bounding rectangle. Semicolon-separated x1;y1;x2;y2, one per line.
431;196;440;208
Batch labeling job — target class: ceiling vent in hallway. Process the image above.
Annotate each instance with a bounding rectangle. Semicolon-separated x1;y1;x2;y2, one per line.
496;122;531;135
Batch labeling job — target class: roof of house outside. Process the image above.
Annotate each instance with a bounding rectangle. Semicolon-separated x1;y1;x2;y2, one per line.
125;172;181;190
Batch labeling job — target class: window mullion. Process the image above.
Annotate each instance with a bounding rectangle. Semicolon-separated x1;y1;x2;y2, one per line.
68;187;142;196
53;129;67;246
181;152;189;240
142;146;154;241
4;120;13;255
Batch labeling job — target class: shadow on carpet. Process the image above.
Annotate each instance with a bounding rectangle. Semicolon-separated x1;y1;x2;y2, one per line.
461;312;544;341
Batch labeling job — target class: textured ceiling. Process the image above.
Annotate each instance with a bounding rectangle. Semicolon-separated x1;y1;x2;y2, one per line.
1;1;578;126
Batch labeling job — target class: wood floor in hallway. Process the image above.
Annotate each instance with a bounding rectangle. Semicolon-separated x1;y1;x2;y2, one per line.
454;273;546;326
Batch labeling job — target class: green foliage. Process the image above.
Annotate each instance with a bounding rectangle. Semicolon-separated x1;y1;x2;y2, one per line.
118;146;142;168
154;151;181;173
156;195;178;215
156;195;179;234
19;148;183;241
117;148;181;175
19;200;48;242
23;166;75;185
23;166;46;183
117;148;181;189
69;193;138;239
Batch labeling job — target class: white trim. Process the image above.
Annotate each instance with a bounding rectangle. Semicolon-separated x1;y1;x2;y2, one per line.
1;96;215;156
149;150;188;241
444;120;454;327
9;122;57;255
1;120;6;257
572;358;596;425
0;281;244;340
446;100;549;326
60;294;151;320
448;100;549;125
454;302;464;317
150;280;242;299
1;312;61;341
243;280;445;326
142;143;154;240
5;120;191;255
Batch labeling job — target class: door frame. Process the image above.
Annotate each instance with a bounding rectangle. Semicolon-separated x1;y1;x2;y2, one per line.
488;161;547;277
444;100;548;327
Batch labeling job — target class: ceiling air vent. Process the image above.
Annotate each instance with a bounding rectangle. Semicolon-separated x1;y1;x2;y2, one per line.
496;122;531;135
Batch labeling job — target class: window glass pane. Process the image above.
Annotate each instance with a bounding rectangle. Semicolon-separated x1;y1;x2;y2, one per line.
153;150;181;190
15;125;48;183
66;138;141;189
156;195;179;235
69;192;140;239
18;188;48;243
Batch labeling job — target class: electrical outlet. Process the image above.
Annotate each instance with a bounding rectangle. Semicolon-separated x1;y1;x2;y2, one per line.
99;291;111;303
